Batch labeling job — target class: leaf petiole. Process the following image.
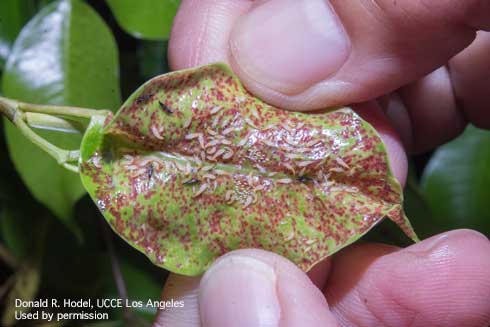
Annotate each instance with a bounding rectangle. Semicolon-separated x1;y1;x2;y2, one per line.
0;96;109;173
24;113;84;134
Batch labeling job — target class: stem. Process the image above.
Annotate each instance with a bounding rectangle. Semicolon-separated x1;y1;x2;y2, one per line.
25;112;83;134
0;275;15;300
0;243;18;270
102;222;132;323
0;97;17;121
13;113;81;171
0;96;110;173
15;98;111;119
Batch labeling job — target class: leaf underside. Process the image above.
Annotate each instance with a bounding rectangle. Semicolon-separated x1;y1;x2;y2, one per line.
79;63;417;276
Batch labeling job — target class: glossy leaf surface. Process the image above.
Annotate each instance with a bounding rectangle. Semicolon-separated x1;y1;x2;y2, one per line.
2;0;121;227
80;64;417;276
106;0;180;40
422;126;490;234
0;0;35;68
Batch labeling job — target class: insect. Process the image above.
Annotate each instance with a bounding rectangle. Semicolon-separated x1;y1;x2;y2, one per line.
297;175;314;183
159;101;174;114
183;178;200;185
146;163;154;180
135;93;152;104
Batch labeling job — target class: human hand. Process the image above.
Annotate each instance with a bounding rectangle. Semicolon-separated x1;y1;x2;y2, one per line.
154;1;490;326
168;0;490;158
155;231;490;326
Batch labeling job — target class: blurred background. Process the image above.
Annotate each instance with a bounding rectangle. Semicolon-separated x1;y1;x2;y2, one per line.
0;0;488;326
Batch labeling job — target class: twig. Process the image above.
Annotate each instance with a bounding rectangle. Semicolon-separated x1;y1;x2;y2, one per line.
0;243;18;270
101;222;131;322
0;275;15;300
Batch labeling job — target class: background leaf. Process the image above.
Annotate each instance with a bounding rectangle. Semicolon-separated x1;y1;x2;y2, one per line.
106;0;180;40
0;0;37;68
2;0;121;231
0;206;33;259
403;175;435;239
421;126;490;235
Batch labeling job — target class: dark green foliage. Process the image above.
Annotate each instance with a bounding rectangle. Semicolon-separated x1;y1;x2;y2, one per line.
0;1;169;325
421;126;490;235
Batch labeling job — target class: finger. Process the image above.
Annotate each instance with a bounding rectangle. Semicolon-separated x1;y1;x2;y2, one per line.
154;256;334;327
378;93;414;151
170;1;409;184
170;0;490;110
155;250;338;327
324;229;490;327
199;249;337;327
384;67;467;154
307;258;331;290
449;31;490;129
234;0;490;110
382;32;490;153
153;274;201;327
169;0;252;69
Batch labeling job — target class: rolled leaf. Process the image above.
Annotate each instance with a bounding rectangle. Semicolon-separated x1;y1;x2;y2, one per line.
79;63;417;276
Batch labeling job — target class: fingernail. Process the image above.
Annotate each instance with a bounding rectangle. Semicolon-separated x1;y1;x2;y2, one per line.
199;255;280;327
230;0;350;95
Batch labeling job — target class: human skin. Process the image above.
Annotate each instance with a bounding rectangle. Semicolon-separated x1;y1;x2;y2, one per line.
154;1;490;326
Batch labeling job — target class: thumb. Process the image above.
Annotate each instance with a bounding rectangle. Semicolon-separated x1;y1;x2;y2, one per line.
229;0;490;110
154;249;337;327
199;249;337;327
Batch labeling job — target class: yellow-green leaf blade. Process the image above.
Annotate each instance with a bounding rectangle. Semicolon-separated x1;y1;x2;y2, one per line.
80;64;417;276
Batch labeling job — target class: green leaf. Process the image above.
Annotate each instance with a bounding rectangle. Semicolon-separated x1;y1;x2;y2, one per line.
421;126;490;234
79;63;417;276
403;172;436;239
106;0;180;40
2;0;121;229
0;206;32;258
0;0;36;68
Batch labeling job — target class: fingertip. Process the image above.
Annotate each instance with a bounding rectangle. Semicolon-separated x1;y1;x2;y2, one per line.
229;0;350;95
307;258;332;290
375;229;490;326
199;253;281;326
326;230;490;327
200;249;337;327
155;274;201;327
168;0;252;70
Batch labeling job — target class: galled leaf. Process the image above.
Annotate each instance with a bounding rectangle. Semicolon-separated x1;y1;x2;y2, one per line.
80;64;417;276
